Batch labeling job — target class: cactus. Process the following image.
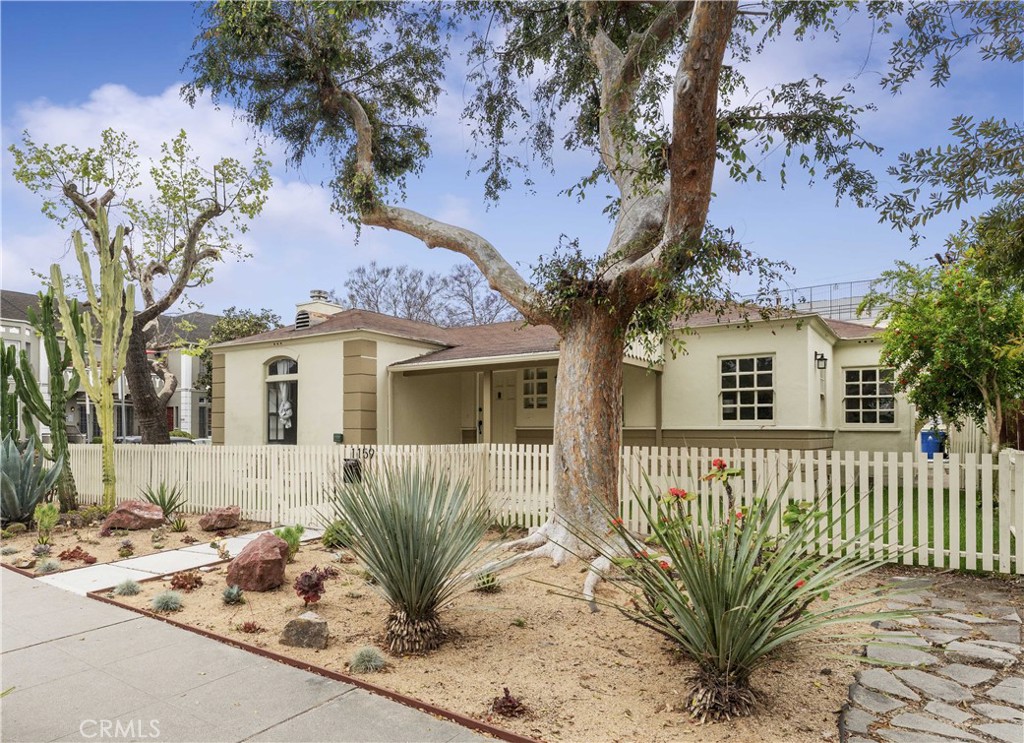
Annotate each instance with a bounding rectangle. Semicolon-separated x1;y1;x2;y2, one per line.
51;206;135;510
1;436;63;524
0;343;19;443
12;290;85;511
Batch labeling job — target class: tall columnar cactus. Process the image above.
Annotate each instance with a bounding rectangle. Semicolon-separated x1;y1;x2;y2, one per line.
12;291;85;511
0;343;19;443
51;206;135;509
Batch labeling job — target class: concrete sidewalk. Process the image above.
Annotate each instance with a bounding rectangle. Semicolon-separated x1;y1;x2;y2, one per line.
1;571;486;742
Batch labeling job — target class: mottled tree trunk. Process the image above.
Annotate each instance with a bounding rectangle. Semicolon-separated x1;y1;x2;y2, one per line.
124;327;171;444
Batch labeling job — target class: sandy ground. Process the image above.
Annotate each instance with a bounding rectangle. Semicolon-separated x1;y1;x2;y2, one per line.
108;538;895;743
0;513;269;573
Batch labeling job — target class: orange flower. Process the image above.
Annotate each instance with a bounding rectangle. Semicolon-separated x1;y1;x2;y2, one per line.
658;560;671;571
611;517;623;527
668;487;688;500
795;579;806;589
633;550;650;559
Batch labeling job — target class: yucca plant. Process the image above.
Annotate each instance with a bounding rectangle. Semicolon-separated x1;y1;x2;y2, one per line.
325;461;494;655
140;482;187;519
587;469;903;723
1;436;62;525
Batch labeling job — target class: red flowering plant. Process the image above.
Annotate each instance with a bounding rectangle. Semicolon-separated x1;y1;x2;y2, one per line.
583;465;906;723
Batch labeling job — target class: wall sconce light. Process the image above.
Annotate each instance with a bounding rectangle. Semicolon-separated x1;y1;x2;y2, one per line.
814;352;828;371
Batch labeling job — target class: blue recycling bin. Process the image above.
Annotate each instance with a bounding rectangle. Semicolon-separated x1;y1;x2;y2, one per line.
920;431;947;459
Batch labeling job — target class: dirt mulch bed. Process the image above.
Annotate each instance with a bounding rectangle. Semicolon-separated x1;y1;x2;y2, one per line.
105;537;902;743
0;512;269;573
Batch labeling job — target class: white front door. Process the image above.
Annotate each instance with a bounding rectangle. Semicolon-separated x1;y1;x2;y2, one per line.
492;371;517;444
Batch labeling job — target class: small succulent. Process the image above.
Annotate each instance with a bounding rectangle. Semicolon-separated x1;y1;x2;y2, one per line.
1;546;19;555
169;570;203;592
491;687;528;718
222;584;245;605
35;558;60;575
113;579;142;596
238;620;265;634
31;544;52;558
273;524;304;562
34;502;60;545
348;646;387;674
511;618;527;629
180;535;198;545
151;590;183;612
58;546;97;564
118;539;134;558
321;520;350;549
170;517;188;533
474;571;501;594
293;565;339;606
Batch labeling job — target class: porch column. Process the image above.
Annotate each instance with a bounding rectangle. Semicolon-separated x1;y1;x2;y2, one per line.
481;370;493;444
179;353;193;435
655;371;663;447
344;340;378;444
211;353;225;445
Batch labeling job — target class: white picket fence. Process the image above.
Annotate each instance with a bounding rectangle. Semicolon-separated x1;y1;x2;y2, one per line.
68;443;1023;574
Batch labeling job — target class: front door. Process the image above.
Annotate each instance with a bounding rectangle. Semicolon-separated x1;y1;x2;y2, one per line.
492;371;517;444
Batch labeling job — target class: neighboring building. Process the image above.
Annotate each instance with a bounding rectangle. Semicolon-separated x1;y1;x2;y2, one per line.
211;290;917;453
0;288;219;440
742;279;881;325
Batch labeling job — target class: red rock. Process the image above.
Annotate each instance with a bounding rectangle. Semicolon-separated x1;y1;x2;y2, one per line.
99;500;166;531
199;506;241;531
226;533;288;591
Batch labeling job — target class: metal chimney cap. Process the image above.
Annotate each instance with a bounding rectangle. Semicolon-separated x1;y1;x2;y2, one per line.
309;289;329;302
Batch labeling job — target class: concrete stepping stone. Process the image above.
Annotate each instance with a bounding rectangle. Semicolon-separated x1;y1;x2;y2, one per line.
972;639;1022;655
1000;612;1022;624
35;564;155;596
859;669;921;700
972;703;1023;721
919;629;970;646
929;598;968;612
893;669;973;702
851;683;906;713
945;641;1018;668
925;616;974;631
937;664;997;687
944;613;996;625
980;624;1022;644
842;707;877;735
890;712;981;741
886;634;931;648
971;722;1023;743
179;535;261;559
880;728;975;743
925;701;973;724
985;677;1023;706
868;643;938;667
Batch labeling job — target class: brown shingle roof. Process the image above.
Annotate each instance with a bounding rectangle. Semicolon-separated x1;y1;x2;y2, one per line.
212;308;452;349
822;318;881;339
150;311;222;348
391;322;559;366
1;289;41;324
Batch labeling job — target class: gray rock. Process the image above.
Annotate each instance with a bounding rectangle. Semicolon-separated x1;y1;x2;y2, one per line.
971;703;1023;722
279;611;328;650
930;598;969;612
842;707;877;735
944;613;996;625
851;683;906;714
980;624;1022;644
985;677;1023;706
880;730;974;743
937;664;997;687
868;643;938;667
893;593;927;605
919;629;971;646
971;722;1024;743
894;669;974;702
1000;612;1022;624
886;633;932;648
925;616;974;631
925;701;973;724
859;669;921;701
945;641;1018;668
891;712;982;741
972;639;1022;655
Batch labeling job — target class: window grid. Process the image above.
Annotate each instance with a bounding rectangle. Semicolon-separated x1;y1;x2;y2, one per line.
720;355;774;422
844;367;895;425
522;368;550;410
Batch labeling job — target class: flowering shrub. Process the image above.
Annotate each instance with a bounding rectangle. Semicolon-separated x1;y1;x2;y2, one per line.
594;464;898;723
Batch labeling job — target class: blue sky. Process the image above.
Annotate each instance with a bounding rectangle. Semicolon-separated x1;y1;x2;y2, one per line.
2;2;1022;322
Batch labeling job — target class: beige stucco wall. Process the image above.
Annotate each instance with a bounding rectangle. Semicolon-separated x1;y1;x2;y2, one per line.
623;365;658;429
391;372;463;444
831;338;916;453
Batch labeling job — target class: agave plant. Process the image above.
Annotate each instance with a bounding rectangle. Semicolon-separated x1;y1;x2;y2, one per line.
140;482;187;519
326;461;493;655
1;436;62;525
590;470;902;723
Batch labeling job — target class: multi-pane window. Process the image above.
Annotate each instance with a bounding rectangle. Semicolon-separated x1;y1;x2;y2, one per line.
844;368;895;424
721;356;774;422
522;368;550;409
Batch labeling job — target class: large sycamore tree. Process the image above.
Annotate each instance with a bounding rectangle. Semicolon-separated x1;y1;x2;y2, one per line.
11;130;271;444
186;1;1021;568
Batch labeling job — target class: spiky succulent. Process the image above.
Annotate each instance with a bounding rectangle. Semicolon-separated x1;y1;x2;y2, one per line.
222;584;245;605
34;558;60;574
113;579;142;596
150;590;183;612
348;646;387;673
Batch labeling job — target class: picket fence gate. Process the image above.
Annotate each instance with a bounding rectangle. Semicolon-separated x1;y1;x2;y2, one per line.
68;443;1022;575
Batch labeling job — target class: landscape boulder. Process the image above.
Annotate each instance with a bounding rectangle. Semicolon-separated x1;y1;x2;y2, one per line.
100;500;165;531
199;506;241;532
280;611;329;649
226;533;288;591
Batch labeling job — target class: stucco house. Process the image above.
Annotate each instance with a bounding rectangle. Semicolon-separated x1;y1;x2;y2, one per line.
211;291;916;453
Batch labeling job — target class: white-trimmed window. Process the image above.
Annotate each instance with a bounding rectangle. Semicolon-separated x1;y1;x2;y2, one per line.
266;358;298;444
522;368;551;410
720;355;774;422
844;367;895;425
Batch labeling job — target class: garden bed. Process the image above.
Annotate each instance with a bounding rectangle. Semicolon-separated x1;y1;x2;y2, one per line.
105;535;890;743
0;511;269;573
